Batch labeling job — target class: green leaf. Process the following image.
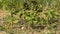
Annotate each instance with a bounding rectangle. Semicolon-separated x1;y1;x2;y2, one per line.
0;26;5;31
6;15;12;20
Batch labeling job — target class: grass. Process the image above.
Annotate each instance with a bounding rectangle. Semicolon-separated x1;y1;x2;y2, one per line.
0;0;60;34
